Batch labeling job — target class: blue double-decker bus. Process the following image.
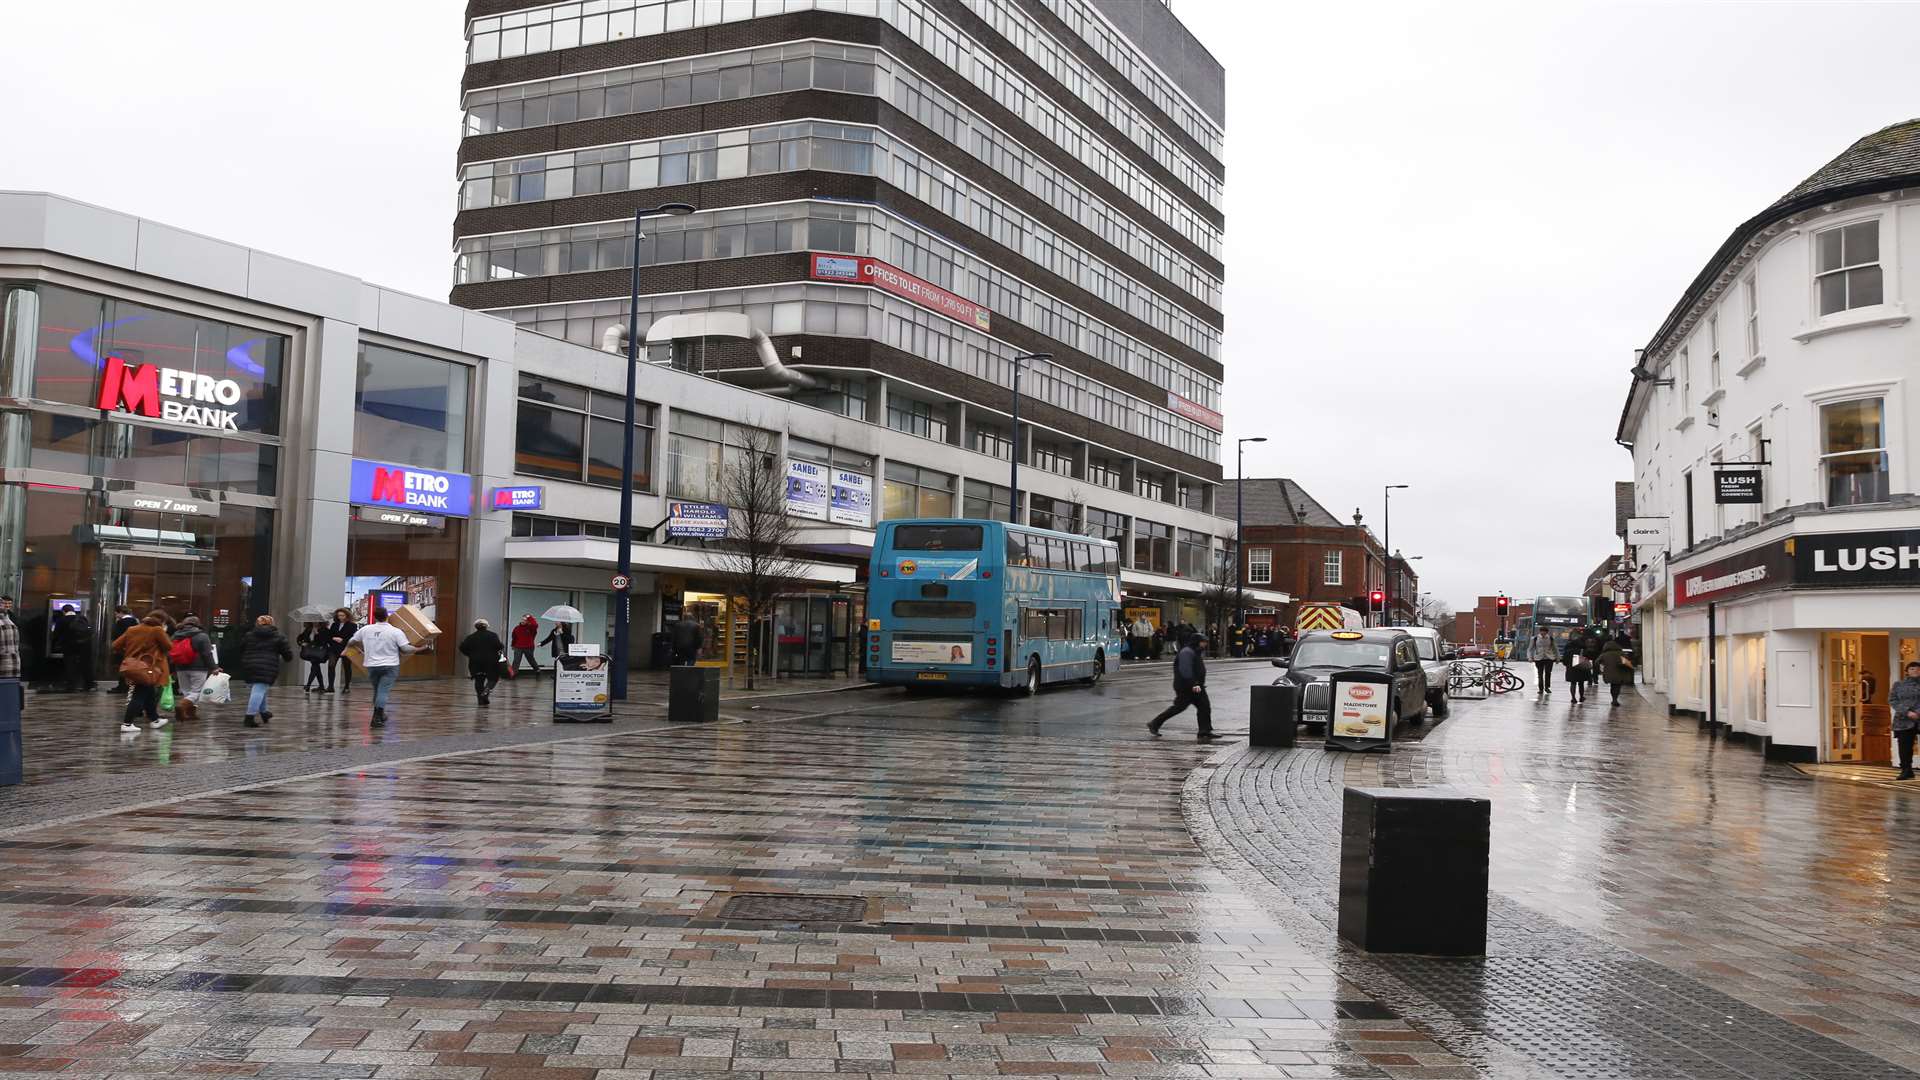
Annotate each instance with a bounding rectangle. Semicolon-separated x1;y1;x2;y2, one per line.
867;518;1123;693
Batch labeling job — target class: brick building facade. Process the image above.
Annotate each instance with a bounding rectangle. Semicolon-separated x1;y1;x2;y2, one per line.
1450;597;1534;646
1220;478;1415;629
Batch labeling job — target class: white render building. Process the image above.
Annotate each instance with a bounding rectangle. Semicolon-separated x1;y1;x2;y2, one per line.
1619;119;1920;764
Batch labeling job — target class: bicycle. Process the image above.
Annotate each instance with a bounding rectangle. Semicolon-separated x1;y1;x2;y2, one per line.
1447;658;1525;697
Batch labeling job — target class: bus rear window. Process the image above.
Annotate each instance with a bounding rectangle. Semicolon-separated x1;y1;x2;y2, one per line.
893;524;983;551
892;600;977;619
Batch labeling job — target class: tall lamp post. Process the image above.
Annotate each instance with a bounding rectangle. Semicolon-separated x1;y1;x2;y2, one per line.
1382;483;1408;627
1006;351;1051;525
611;201;696;700
1233;436;1267;631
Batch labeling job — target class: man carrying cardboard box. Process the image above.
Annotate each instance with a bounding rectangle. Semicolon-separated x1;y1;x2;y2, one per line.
347;607;434;727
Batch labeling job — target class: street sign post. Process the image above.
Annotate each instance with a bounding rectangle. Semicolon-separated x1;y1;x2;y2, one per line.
611;573;631;592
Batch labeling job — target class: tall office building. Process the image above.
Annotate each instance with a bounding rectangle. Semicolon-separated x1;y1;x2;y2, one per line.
452;0;1225;519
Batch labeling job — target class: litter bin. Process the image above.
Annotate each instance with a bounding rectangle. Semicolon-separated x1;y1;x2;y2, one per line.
0;678;20;786
669;665;719;723
1338;786;1489;955
1248;683;1297;747
649;632;673;669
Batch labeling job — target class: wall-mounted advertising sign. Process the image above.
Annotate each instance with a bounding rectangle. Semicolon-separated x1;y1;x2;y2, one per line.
809;253;992;332
666;501;728;539
354;506;445;529
1790;528;1920;589
1714;467;1763;504
1626;517;1670;550
97;356;245;432
785;460;829;520
490;485;544;511
1674;541;1791;607
830;470;873;528
105;489;220;518
1166;391;1224;432
349;459;473;517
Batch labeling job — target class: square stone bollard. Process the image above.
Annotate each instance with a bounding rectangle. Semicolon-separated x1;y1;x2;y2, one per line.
1248;683;1297;747
1338;787;1489;955
669;665;720;723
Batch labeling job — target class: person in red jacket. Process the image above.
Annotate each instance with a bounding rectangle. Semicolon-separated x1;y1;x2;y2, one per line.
509;615;542;679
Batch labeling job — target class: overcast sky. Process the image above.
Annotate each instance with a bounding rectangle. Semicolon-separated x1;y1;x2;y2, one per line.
5;2;1919;609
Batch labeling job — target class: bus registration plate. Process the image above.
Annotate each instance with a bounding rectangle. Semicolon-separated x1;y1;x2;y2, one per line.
916;672;947;681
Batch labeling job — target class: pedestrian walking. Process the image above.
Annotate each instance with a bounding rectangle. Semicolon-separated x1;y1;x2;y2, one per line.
109;612;172;732
1148;632;1218;741
56;605;94;693
1562;636;1592;703
459;619;505;706
0;597;20;713
237;615;293;728
1889;661;1920;781
348;608;429;728
167;616;217;722
541;620;574;663
669;617;703;666
1597;640;1635;707
510;614;542;677
108;605;137;692
1531;627;1557;696
324;608;357;693
296;622;328;692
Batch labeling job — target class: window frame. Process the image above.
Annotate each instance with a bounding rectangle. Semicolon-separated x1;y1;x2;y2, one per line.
1322;549;1342;587
1813;217;1885;318
1815;392;1893;508
1248;547;1272;585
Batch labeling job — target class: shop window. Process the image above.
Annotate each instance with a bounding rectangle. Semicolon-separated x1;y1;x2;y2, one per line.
355;343;471;471
1249;548;1273;585
26;414;279;495
1821;397;1889;506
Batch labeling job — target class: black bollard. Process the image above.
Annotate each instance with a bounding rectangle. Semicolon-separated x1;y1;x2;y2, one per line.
1248;683;1297;747
0;679;19;785
669;666;720;723
1338;787;1489;955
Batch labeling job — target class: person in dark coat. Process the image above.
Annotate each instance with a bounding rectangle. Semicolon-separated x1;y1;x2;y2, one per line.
109;612;172;731
108;605;138;691
1888;661;1920;780
324;608;358;693
458;619;505;705
669;618;703;666
1562;636;1593;703
237;615;294;728
1597;641;1635;707
1148;633;1217;741
57;605;94;693
296;622;328;692
541;621;574;661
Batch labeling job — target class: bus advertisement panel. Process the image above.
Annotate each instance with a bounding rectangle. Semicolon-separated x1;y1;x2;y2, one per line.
867;518;1121;693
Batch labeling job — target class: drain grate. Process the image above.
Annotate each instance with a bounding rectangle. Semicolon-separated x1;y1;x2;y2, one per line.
718;893;868;922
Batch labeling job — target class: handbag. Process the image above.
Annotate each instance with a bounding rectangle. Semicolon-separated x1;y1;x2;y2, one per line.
118;655;163;688
498;650;516;680
300;645;329;663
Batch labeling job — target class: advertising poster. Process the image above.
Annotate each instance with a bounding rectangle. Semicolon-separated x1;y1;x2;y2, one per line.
553;653;612;721
666;501;729;539
830;470;873;527
785;460;829;520
1331;680;1389;741
891;640;973;665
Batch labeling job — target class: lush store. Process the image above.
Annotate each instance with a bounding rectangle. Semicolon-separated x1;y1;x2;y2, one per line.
0;282;284;680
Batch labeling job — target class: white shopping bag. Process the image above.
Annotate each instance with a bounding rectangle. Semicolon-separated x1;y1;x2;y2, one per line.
199;672;232;705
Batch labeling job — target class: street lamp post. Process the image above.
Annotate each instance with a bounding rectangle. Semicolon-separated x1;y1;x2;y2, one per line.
1382;484;1408;627
1234;437;1267;632
612;201;696;700
1006;352;1051;525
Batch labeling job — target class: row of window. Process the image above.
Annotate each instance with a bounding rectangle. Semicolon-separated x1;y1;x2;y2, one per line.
510;513;648;540
1007;532;1118;575
464;0;1224;229
1020;606;1086;641
461;116;1221;352
1030;0;1222;160
464;37;1220;264
516;375;659;488
459;198;1219;395
488;282;1221;460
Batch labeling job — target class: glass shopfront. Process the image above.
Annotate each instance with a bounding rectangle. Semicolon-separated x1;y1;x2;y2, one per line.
0;283;285;683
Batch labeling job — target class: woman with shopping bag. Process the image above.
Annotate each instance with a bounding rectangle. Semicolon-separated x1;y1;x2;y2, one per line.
167;616;219;722
110;611;173;732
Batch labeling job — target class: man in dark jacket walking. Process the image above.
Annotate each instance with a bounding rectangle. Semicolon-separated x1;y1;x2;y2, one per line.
108;606;137;691
57;606;94;693
1888;661;1920;780
237;616;294;728
1148;633;1217;741
459;619;505;705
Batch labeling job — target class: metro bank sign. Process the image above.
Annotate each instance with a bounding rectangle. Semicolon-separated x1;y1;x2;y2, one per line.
349;459;473;517
96;356;245;432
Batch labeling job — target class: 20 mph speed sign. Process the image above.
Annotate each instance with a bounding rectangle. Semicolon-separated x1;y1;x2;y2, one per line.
611;574;631;591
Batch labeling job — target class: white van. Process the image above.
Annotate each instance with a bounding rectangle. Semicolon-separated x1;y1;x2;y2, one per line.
1392;625;1452;718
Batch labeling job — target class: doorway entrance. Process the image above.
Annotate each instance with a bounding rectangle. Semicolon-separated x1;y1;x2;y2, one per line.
772;594;855;676
1826;632;1892;763
114;552;220;627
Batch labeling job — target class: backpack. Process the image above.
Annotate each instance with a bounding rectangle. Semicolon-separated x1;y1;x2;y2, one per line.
169;635;197;666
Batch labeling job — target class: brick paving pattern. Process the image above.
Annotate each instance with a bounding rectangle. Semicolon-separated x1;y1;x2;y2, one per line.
0;665;1469;1077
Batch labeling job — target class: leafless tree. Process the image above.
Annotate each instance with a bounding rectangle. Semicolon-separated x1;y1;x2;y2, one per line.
702;428;810;690
1416;594;1454;633
1196;549;1238;657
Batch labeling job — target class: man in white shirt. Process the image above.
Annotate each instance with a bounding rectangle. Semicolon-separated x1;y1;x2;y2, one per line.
347;608;431;727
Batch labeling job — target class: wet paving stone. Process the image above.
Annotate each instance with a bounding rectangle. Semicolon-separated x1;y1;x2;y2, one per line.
0;664;1457;1077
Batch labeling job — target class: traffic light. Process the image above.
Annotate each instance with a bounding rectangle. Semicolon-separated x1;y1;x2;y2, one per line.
1496;595;1509;613
1369;589;1385;611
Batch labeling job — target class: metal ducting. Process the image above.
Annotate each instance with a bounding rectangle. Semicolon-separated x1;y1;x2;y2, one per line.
600;312;817;390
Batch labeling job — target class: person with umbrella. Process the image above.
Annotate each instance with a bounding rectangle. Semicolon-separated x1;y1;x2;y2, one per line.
539;605;579;664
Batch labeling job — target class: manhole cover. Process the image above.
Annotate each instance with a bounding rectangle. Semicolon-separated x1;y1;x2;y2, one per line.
718;893;868;922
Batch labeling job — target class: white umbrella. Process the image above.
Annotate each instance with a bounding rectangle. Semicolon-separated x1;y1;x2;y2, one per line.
289;603;332;622
540;605;584;623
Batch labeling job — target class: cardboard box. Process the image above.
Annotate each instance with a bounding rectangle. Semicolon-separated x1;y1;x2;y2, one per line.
388;604;440;647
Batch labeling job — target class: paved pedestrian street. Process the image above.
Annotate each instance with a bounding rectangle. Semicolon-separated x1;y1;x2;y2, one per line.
0;664;1913;1078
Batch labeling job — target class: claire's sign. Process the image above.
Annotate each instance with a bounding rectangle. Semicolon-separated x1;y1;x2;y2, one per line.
809;254;992;331
97;356;244;432
349;460;473;517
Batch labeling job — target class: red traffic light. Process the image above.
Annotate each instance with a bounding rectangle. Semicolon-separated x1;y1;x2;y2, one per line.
1496;595;1510;610
1369;590;1385;607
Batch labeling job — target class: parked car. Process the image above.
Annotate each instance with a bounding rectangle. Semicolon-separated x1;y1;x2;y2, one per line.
1389;625;1452;718
1271;628;1430;731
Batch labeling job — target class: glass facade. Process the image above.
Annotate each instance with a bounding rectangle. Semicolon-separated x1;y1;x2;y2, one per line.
515;375;656;490
354;343;472;471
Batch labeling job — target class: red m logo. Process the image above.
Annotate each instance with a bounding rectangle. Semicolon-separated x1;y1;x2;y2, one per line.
371;468;407;504
97;357;162;417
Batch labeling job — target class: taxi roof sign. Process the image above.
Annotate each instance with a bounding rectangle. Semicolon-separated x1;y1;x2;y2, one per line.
1331;631;1364;639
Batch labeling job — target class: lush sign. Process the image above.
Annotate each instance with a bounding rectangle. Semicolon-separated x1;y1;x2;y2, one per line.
349;459;473;517
1714;467;1763;504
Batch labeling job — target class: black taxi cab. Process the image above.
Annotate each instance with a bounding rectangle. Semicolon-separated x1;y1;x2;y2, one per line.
1271;628;1430;730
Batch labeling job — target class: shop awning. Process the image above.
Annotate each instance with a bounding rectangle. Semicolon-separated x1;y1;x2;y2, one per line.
1120;568;1290;605
788;525;875;557
505;538;857;585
